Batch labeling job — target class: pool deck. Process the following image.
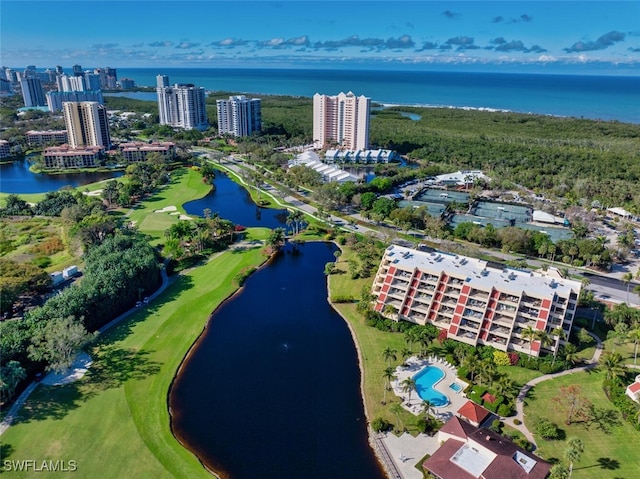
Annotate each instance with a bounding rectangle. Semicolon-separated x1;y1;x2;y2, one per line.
390;356;469;422
381;356;470;478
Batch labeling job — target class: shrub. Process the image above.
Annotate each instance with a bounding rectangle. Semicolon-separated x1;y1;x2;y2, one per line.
508;352;520;366
532;416;562;439
539;362;563;374
457;366;469;379
513;418;522;425
331;294;355;303
234;266;256;287
489;419;503;433
31;256;52;268
371;417;391;433
515;437;533;451
493;350;511;366
497;403;513;417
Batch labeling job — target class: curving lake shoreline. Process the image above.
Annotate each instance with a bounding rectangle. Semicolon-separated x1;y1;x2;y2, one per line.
169;242;385;479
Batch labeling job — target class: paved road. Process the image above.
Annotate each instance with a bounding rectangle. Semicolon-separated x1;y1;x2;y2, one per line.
202;151;640;308
0;262;171;436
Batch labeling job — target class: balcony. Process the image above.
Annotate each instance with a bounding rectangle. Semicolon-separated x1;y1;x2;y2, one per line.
489;324;511;336
488;334;507;346
469;289;490;300
499;294;520;304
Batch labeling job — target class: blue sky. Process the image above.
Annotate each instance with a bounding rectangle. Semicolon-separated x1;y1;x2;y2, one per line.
2;1;639;73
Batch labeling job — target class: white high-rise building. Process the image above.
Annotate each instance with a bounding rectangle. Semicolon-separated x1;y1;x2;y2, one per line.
156;75;208;131
56;74;86;92
62;101;111;149
313;91;370;150
216;95;262;137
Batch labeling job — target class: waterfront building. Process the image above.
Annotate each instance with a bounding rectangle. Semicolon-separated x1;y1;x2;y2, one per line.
56;74;86;92
120;141;175;163
72;64;83;76
19;77;46;107
372;245;581;357
288;150;358;183
47;90;104;112
26;130;68;147
216;95;262;137
324;148;397;164
119;78;136;90
62;101;111;149
0;140;11;159
313;91;370;150
626;374;640;404
424;416;551;479
43;145;102;169
156;75;208;131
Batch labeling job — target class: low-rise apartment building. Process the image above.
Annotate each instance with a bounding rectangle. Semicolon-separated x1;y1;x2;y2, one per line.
119;141;175;163
26;130;68;147
43;145;102;169
372;245;581;357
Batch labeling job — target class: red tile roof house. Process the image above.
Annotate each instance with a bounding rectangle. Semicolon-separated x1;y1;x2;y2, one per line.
457;400;492;428
626;374;640;404
424;418;551;479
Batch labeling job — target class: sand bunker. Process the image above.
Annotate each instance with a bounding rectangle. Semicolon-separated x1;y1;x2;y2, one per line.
154;205;177;213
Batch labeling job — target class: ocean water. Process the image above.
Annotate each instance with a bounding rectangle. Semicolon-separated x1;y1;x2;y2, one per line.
117;68;640;123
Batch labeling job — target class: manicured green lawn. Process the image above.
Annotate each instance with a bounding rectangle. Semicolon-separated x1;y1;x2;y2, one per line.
127;168;211;242
329;248;422;432
603;337;639;366
523;370;640;479
1;229;269;478
496;365;543;386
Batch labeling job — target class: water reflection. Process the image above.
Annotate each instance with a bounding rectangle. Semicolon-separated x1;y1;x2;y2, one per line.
0;157;123;194
183;171;288;228
170;243;384;479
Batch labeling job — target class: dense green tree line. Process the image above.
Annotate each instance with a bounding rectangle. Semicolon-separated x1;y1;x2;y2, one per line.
0;231;161;390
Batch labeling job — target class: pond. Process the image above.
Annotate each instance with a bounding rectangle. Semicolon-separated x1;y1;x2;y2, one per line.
0;157;123;194
169;242;385;478
183;171;289;229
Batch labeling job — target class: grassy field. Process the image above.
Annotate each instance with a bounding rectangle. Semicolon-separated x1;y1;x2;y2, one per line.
329;247;427;433
603;337;640;366
1;228;270;478
523;370;640;479
127;168;212;242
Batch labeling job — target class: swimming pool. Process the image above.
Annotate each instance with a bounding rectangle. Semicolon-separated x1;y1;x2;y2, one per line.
413;366;449;407
449;382;463;393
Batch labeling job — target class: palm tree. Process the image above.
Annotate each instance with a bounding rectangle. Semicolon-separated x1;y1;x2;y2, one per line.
382;346;397;366
402;377;417;405
390;403;404;432
565;437;584;479
421;399;435;419
477;360;498;387
382;367;396;405
563;343;578;366
622;272;634;304
495;376;517;401
535;329;553;354
600;351;625;380
628;328;640;365
400;347;413;366
522;325;537;358
404;329;418;350
465;358;482;382
551;327;566;365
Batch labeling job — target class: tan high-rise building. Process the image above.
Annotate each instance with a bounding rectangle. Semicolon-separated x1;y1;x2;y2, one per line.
62;101;111;149
313;91;370;150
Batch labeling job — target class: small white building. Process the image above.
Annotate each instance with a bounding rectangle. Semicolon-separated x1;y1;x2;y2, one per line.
626;374;640;403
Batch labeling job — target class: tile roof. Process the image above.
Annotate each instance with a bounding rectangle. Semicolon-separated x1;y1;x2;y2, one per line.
457;400;491;425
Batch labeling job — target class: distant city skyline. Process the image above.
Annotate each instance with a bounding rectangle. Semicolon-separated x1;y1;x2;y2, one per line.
2;1;639;75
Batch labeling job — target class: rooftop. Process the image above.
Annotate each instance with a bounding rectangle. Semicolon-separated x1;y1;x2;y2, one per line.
384;244;581;299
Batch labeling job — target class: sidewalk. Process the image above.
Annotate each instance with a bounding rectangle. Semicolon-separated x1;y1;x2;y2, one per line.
503;331;603;446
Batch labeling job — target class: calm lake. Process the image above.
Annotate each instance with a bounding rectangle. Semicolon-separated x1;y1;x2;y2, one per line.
169;242;385;479
184;170;288;229
0;157;123;194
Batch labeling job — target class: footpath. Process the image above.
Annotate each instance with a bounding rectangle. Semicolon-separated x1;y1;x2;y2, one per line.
0;262;171;436
502;331;604;445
